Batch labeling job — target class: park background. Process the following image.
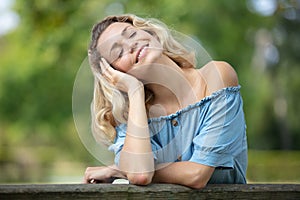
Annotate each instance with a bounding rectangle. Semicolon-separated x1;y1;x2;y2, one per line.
0;0;299;184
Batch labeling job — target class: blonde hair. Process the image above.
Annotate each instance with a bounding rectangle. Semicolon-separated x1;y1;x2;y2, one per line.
88;14;195;146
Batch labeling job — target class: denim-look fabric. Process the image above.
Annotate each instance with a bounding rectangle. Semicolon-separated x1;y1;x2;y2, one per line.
108;86;248;184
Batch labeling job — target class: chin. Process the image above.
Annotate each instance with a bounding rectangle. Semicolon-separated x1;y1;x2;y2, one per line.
144;50;163;65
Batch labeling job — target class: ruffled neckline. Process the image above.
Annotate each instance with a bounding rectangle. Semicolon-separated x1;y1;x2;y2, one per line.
148;85;241;122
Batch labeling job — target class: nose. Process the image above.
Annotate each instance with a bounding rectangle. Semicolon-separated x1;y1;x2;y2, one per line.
122;39;137;54
129;42;138;53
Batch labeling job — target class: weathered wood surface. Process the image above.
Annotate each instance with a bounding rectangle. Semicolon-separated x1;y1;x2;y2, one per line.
0;184;299;200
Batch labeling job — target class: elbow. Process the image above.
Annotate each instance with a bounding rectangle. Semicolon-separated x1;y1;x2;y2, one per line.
127;173;153;185
187;169;210;189
189;180;207;189
188;175;208;189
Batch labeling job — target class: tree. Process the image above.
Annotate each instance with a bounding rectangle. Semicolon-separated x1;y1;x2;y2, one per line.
1;0;300;183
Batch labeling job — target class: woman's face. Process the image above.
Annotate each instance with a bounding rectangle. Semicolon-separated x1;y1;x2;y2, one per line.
97;22;163;73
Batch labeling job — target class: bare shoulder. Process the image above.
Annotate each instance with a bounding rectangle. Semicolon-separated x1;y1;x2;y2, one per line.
198;61;239;95
213;61;239;86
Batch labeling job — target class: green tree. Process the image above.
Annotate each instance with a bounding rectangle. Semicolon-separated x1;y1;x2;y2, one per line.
1;0;300;183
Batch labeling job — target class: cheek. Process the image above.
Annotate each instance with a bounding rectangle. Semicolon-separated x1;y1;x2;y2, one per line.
114;57;132;72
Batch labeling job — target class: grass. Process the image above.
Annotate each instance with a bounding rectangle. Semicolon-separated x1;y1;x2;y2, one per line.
247;150;300;183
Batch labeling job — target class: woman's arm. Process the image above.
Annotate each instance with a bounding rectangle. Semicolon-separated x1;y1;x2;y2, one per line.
84;161;214;188
119;83;154;185
152;161;215;189
101;58;154;185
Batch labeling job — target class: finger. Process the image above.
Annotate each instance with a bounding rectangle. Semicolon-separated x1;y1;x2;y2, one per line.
101;57;110;67
99;59;113;80
101;58;120;76
99;59;108;74
84;166;110;184
84;167;96;184
84;176;98;184
100;58;112;73
83;176;90;184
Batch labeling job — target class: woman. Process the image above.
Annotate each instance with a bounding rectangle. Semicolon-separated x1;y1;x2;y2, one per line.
84;14;247;189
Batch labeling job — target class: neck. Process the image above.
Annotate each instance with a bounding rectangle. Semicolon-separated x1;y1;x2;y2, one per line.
144;55;198;110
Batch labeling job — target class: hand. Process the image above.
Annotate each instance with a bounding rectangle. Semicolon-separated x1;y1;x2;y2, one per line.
84;165;127;184
100;58;143;93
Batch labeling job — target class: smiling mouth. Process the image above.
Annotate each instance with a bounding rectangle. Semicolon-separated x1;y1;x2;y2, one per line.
136;44;149;63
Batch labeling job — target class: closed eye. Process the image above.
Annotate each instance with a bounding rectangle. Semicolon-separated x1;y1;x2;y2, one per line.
118;49;123;58
129;31;136;38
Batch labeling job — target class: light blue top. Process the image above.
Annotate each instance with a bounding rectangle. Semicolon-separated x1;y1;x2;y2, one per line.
108;86;248;184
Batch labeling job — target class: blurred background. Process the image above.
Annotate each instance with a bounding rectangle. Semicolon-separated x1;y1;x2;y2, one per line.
0;0;300;184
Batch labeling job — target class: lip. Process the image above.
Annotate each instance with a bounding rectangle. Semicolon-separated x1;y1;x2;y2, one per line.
136;44;149;63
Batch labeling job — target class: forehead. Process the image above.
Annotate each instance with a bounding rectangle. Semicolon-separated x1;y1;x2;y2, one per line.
97;22;132;49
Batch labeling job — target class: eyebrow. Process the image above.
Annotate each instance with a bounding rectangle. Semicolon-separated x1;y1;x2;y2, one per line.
121;25;130;36
109;25;131;56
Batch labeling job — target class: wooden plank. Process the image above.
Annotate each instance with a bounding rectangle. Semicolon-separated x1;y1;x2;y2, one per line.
0;184;299;200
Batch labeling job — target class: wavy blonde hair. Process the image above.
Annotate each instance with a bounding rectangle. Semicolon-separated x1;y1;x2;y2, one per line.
88;14;195;146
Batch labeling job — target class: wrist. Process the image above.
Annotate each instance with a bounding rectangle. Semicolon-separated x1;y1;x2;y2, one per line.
128;82;144;98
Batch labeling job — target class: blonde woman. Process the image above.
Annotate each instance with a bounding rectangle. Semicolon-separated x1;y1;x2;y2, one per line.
84;14;247;188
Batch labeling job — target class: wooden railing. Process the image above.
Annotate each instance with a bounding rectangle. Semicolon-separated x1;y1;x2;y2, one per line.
0;184;299;199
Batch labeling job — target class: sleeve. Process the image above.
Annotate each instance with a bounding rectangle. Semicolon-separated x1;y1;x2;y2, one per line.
107;124;127;166
189;90;246;168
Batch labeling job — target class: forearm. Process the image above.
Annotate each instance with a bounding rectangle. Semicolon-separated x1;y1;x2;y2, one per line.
152;161;215;189
119;84;154;183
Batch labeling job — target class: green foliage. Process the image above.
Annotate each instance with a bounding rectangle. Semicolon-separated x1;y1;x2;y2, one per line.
0;0;300;183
